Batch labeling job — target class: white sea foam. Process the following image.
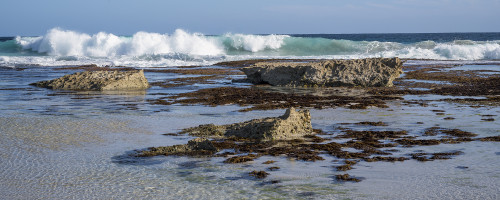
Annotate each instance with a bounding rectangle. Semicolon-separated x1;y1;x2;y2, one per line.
16;28;224;57
223;33;289;52
434;42;500;60
2;28;500;67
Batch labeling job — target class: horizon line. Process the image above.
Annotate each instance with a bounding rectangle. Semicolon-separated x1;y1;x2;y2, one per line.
2;31;500;38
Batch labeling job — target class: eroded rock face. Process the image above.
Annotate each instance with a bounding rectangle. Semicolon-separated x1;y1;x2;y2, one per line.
183;108;313;140
241;58;403;87
31;70;149;91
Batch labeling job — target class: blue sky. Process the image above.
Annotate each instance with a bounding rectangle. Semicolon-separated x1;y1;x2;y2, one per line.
2;0;500;36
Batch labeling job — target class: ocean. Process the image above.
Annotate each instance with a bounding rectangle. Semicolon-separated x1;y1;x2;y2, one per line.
0;29;499;199
1;28;500;68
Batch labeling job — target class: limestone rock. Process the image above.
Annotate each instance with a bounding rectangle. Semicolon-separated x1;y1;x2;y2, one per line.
181;124;226;137
31;70;149;91
182;108;313;140
241;57;403;87
138;138;217;157
187;137;217;151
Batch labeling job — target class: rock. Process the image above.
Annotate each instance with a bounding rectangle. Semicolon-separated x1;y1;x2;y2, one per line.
240;57;403;87
181;124;226;137
183;108;313;140
187;137;217;151
225;107;312;140
335;173;361;182
30;70;149;91
137;138;217;157
249;170;269;179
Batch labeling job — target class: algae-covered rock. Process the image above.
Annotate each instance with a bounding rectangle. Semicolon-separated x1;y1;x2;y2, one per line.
181;124;227;137
187;137;217;151
249;170;269;179
31;70;149;91
138;138;217;157
225;107;312;140
241;57;403;87
182;108;313;140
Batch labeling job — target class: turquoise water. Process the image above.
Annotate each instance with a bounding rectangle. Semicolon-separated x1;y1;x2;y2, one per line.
0;29;499;199
1;29;500;67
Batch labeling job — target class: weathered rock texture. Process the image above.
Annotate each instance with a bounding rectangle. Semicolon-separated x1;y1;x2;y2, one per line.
241;58;403;87
182;108;313;140
31;70;149;91
137;138;217;157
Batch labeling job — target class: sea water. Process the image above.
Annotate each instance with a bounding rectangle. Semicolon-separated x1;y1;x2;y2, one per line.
1;28;500;68
0;29;499;199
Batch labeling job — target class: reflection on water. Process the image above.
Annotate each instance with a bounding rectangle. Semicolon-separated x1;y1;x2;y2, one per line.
0;64;499;199
444;65;500;72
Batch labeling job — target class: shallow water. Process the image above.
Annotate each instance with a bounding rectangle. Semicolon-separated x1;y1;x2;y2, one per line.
0;64;499;199
444;65;500;72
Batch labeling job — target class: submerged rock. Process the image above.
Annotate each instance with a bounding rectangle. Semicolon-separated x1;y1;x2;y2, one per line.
249;170;269;179
335;173;361;182
182;108;313;140
31;70;149;91
241;57;403;87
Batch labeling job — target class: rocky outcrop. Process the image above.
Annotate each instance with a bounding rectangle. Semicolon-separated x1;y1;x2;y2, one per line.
137;108;314;157
30;70;149;91
182;108;313;140
240;58;403;87
137;138;217;157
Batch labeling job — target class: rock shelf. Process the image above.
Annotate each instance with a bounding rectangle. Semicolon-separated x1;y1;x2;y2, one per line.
31;70;149;91
241;57;403;87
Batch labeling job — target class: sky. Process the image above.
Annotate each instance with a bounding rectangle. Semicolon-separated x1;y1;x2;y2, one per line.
1;0;500;36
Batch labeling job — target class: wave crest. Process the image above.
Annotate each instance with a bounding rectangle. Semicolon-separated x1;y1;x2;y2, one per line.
2;28;500;67
16;28;225;57
223;34;289;52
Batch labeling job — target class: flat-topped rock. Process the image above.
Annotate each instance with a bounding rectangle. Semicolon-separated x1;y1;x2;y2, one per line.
30;70;149;91
241;57;403;87
183;108;313;140
137;138;217;157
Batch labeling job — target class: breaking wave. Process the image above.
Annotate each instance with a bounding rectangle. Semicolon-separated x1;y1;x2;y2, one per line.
1;28;500;67
15;28;225;57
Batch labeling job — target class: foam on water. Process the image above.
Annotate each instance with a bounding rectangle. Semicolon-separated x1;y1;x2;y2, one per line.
15;28;224;57
2;28;500;67
223;33;289;52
